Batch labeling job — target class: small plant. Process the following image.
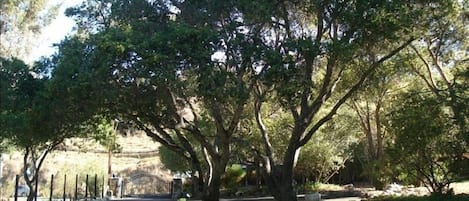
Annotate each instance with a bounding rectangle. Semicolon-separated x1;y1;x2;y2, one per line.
221;164;246;193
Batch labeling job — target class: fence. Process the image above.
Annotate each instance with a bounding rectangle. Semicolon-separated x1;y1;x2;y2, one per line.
11;174;106;201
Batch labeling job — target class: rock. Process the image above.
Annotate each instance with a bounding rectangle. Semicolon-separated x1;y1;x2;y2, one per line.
344;184;354;191
385;183;403;194
305;193;321;201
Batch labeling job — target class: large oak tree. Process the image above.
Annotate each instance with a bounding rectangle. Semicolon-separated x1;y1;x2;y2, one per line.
60;0;259;200
52;1;456;201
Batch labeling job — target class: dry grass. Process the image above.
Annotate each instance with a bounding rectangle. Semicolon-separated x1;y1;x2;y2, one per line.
0;133;172;199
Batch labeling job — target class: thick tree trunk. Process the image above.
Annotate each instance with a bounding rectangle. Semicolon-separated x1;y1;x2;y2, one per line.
192;176;205;198
255;94;303;201
204;176;222;201
203;160;225;201
265;144;300;201
272;180;297;201
265;168;297;201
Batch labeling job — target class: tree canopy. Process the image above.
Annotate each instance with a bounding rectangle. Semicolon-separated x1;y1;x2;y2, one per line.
1;1;467;201
55;0;462;200
0;56;110;201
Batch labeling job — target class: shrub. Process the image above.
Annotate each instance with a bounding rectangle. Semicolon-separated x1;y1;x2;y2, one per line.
221;164;246;191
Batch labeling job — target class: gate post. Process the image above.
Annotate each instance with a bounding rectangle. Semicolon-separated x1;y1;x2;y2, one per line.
50;174;54;201
14;175;19;201
94;174;97;198
85;175;89;201
63;174;67;201
74;175;78;201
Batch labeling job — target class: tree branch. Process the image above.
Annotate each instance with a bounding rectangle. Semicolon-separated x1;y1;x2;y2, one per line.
410;45;438;90
133;119;187;158
254;88;276;168
299;38;414;146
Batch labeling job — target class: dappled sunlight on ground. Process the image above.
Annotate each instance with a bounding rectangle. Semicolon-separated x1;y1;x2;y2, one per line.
451;181;469;194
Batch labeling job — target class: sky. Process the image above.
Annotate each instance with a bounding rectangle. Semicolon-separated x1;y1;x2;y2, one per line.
27;0;83;63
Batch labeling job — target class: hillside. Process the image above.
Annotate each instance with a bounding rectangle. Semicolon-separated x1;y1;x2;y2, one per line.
0;133;173;199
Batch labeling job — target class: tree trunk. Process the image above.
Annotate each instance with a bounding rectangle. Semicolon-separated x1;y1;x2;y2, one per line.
273;182;297;201
25;174;37;201
204;176;221;201
190;175;205;198
265;144;300;201
265;167;297;201
203;161;225;201
375;104;384;160
186;143;205;198
24;146;53;201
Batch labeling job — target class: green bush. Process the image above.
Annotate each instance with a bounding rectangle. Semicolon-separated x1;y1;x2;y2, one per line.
221;164;246;191
387;91;466;194
159;145;189;172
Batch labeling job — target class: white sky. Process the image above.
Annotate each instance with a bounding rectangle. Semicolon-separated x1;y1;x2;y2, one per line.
27;0;83;63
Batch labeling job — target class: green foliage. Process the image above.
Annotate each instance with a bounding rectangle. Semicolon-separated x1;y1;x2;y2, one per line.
60;2;266;200
1;56;113;201
242;102;360;184
450;61;469;146
221;164;246;190
296;109;360;183
262;106;294;159
387;90;465;194
0;56;105;147
0;57;48;145
93;119;121;153
47;1;462;200
159;145;189;173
